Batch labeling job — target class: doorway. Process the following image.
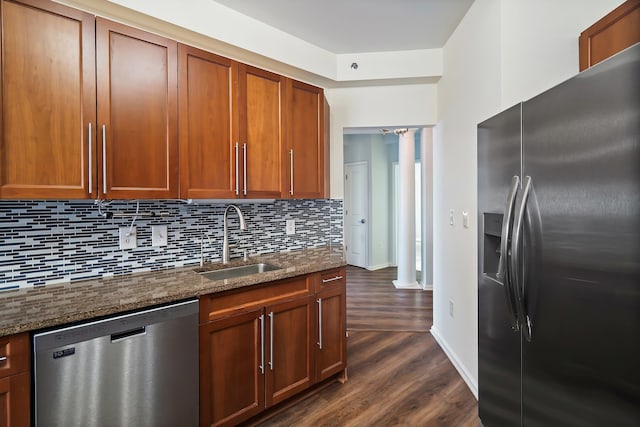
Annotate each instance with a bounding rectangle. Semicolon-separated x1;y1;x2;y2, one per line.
344;162;368;268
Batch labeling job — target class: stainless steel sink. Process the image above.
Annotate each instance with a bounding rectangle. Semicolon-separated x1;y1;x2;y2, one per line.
197;263;280;281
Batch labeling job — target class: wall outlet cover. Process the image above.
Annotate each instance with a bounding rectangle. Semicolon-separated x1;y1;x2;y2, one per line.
151;225;168;247
119;227;137;250
449;209;455;226
286;219;295;235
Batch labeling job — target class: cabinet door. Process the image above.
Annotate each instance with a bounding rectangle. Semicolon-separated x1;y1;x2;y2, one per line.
0;0;96;199
316;283;347;381
286;79;325;199
96;18;178;199
200;309;265;427
265;295;315;407
0;332;30;427
0;372;30;427
579;0;640;71
178;44;238;199
239;65;285;198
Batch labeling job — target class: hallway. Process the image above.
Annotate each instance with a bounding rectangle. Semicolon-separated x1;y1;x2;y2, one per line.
253;266;479;426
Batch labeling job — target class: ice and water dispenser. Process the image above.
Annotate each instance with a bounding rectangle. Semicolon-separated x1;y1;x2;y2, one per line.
482;212;503;278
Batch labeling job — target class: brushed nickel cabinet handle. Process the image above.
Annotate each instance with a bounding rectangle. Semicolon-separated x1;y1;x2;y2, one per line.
268;311;274;371
102;125;107;195
88;123;93;194
322;276;343;284
235;142;239;196
289;149;294;195
259;314;265;374
317;298;323;349
243;143;247;196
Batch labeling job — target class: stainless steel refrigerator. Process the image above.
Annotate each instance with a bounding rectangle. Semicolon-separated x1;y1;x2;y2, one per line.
477;42;640;426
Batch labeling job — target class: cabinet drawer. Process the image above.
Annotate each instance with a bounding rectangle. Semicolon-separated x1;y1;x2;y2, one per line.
200;275;312;323
315;268;346;292
0;333;29;378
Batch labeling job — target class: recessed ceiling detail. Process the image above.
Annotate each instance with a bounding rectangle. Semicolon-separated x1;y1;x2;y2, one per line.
212;0;474;54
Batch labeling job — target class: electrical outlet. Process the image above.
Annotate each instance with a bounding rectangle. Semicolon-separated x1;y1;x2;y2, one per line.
286;219;295;235
151;225;168;247
449;300;454;318
119;227;137;250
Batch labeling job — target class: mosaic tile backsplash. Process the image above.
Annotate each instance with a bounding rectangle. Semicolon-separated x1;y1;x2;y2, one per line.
0;199;343;290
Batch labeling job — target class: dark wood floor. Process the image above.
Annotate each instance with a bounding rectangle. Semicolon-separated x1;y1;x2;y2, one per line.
347;266;432;332
253;266;479;426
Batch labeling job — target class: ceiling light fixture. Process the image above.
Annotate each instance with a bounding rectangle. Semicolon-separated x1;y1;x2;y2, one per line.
350;62;358;70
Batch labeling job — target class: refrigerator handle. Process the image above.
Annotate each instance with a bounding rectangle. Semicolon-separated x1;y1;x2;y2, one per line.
498;176;521;331
511;175;533;342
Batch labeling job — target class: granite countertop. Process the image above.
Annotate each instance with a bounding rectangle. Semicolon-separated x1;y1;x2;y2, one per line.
0;246;346;337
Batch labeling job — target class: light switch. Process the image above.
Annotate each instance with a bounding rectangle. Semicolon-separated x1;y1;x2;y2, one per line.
119;227;137;250
151;225;168;247
449;209;455;226
286;219;295;235
462;211;470;229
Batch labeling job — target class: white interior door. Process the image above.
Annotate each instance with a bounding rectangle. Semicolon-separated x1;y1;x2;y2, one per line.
345;162;368;268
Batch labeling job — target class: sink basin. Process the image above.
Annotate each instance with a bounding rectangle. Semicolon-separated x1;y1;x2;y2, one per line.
197;263;280;281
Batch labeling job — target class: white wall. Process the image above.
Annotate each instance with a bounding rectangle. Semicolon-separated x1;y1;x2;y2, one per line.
500;0;625;107
63;0;443;88
432;0;625;397
432;0;502;396
326;84;438;198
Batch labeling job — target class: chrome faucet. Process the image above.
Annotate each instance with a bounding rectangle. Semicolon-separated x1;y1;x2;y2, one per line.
222;204;247;264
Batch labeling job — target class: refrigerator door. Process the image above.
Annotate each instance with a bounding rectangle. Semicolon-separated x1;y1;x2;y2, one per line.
477;104;522;426
520;43;640;426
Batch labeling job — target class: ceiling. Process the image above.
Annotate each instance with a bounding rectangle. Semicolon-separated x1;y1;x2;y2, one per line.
212;0;474;54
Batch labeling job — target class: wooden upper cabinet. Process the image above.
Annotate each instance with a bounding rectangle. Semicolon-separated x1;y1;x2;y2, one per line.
239;65;285;199
286;79;325;199
579;0;640;71
96;18;178;199
178;44;237;199
0;0;96;199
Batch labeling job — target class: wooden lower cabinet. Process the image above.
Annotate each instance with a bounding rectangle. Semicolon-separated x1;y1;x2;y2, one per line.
199;308;264;427
0;333;30;427
0;372;30;427
199;270;346;427
315;283;347;381
266;296;315;407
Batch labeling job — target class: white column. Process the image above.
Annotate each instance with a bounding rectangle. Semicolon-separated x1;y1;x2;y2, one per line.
421;128;434;290
393;128;421;289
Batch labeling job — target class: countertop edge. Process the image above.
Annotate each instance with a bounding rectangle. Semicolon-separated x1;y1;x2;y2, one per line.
0;247;346;337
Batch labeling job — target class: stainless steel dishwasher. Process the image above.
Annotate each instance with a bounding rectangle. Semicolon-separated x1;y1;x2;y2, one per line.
33;299;199;427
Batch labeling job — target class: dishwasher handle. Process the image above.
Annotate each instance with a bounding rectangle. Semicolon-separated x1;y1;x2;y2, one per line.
111;326;146;342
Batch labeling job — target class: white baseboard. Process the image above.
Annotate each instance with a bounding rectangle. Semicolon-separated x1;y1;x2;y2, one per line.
430;326;478;399
366;263;391;271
